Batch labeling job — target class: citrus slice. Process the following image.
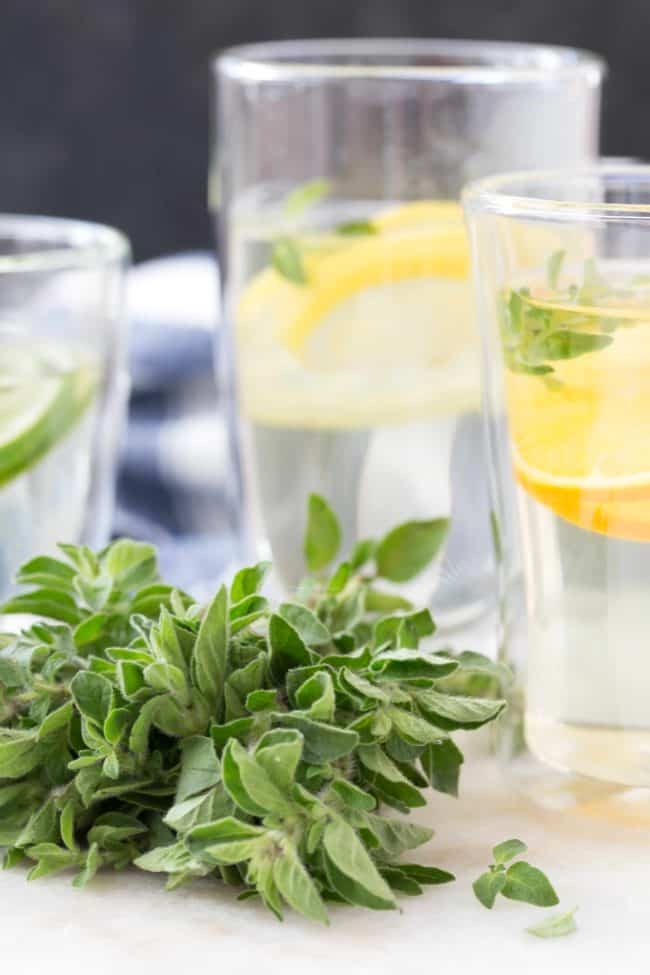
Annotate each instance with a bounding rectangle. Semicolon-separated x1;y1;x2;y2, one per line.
236;200;480;428
508;319;650;540
282;228;469;355
0;348;96;487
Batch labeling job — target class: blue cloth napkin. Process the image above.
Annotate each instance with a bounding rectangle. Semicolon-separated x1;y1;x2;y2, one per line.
114;253;236;592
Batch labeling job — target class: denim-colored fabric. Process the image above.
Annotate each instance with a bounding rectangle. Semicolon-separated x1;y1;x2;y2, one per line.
114;253;234;591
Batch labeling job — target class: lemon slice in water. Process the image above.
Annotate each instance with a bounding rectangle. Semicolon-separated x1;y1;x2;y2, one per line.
237;200;480;429
0;346;96;487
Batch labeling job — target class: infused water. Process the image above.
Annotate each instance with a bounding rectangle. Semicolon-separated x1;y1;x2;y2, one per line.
0;333;97;595
228;194;493;619
501;262;650;785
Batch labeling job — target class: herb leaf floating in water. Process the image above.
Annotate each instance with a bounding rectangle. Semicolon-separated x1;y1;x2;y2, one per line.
0;496;507;923
270;180;380;286
498;257;631;382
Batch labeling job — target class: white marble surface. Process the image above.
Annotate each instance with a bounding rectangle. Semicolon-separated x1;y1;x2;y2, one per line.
4;745;650;975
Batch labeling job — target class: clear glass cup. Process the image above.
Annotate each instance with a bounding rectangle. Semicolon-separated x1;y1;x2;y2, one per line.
212;39;604;625
0;216;130;597
464;163;650;816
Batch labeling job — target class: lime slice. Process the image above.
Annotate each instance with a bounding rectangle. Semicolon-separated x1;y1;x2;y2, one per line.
0;351;96;487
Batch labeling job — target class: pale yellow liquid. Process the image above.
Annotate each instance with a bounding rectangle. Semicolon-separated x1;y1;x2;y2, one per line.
506;262;650;786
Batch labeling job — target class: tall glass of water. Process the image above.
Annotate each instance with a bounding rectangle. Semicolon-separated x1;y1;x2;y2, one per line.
0;216;130;597
465;164;650;817
213;39;604;625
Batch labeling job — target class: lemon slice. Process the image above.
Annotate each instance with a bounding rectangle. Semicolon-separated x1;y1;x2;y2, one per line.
236;200;480;428
508;318;650;540
0;347;96;487
373;199;465;232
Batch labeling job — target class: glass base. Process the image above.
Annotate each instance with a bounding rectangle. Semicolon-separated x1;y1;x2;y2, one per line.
501;740;650;827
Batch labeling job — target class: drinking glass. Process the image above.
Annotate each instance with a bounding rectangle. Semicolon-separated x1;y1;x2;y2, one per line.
212;39;604;625
464;163;650;813
0;216;130;597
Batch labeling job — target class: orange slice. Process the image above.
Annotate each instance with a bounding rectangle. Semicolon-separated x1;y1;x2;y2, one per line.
508;319;650;540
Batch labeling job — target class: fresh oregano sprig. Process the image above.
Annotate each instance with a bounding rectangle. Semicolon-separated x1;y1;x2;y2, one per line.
472;838;559;910
0;496;506;923
498;255;627;382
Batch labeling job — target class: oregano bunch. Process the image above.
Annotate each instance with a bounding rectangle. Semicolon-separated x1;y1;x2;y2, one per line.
0;496;507;923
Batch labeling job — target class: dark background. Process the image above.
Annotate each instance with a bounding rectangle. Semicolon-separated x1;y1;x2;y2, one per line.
0;0;646;262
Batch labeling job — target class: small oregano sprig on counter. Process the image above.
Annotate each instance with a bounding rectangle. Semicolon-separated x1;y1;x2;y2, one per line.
473;839;559;911
0;496;507;923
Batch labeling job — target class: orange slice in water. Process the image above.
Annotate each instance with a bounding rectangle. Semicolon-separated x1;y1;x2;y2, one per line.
508;318;650;541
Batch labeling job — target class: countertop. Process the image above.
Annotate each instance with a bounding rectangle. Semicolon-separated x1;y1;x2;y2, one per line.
4;744;649;975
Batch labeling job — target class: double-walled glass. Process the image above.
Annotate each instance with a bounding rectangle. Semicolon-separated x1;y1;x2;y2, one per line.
464;164;650;813
213;39;603;624
0;216;130;596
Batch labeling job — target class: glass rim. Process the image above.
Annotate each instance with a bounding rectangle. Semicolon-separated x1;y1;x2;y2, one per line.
462;163;650;223
0;214;130;274
214;38;605;85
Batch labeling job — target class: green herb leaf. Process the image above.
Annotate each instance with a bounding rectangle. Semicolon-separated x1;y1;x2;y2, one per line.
254;729;303;792
376;519;448;582
421;739;464;797
230;562;271;603
70;672;113;726
284;179;330;216
1;589;82;625
502;860;559;907
531;330;613;362
175;736;221;803
323;818;396;911
364;589;413;613
527;906;578;938
398;863;454;886
336;220;378;236
546;249;566;289
268;614;313;681
473;869;506;909
493;838;527;865
271;238;308;285
279;602;331;647
192;585;228;718
415;687;506;730
37;702;74;740
276;714;358;764
273;841;329;924
304;494;341;572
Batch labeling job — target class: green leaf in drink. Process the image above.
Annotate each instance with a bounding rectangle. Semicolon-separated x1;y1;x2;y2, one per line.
283;179;331;216
530;330;613;361
271;237;308;285
546;249;566;289
336;220;378;236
